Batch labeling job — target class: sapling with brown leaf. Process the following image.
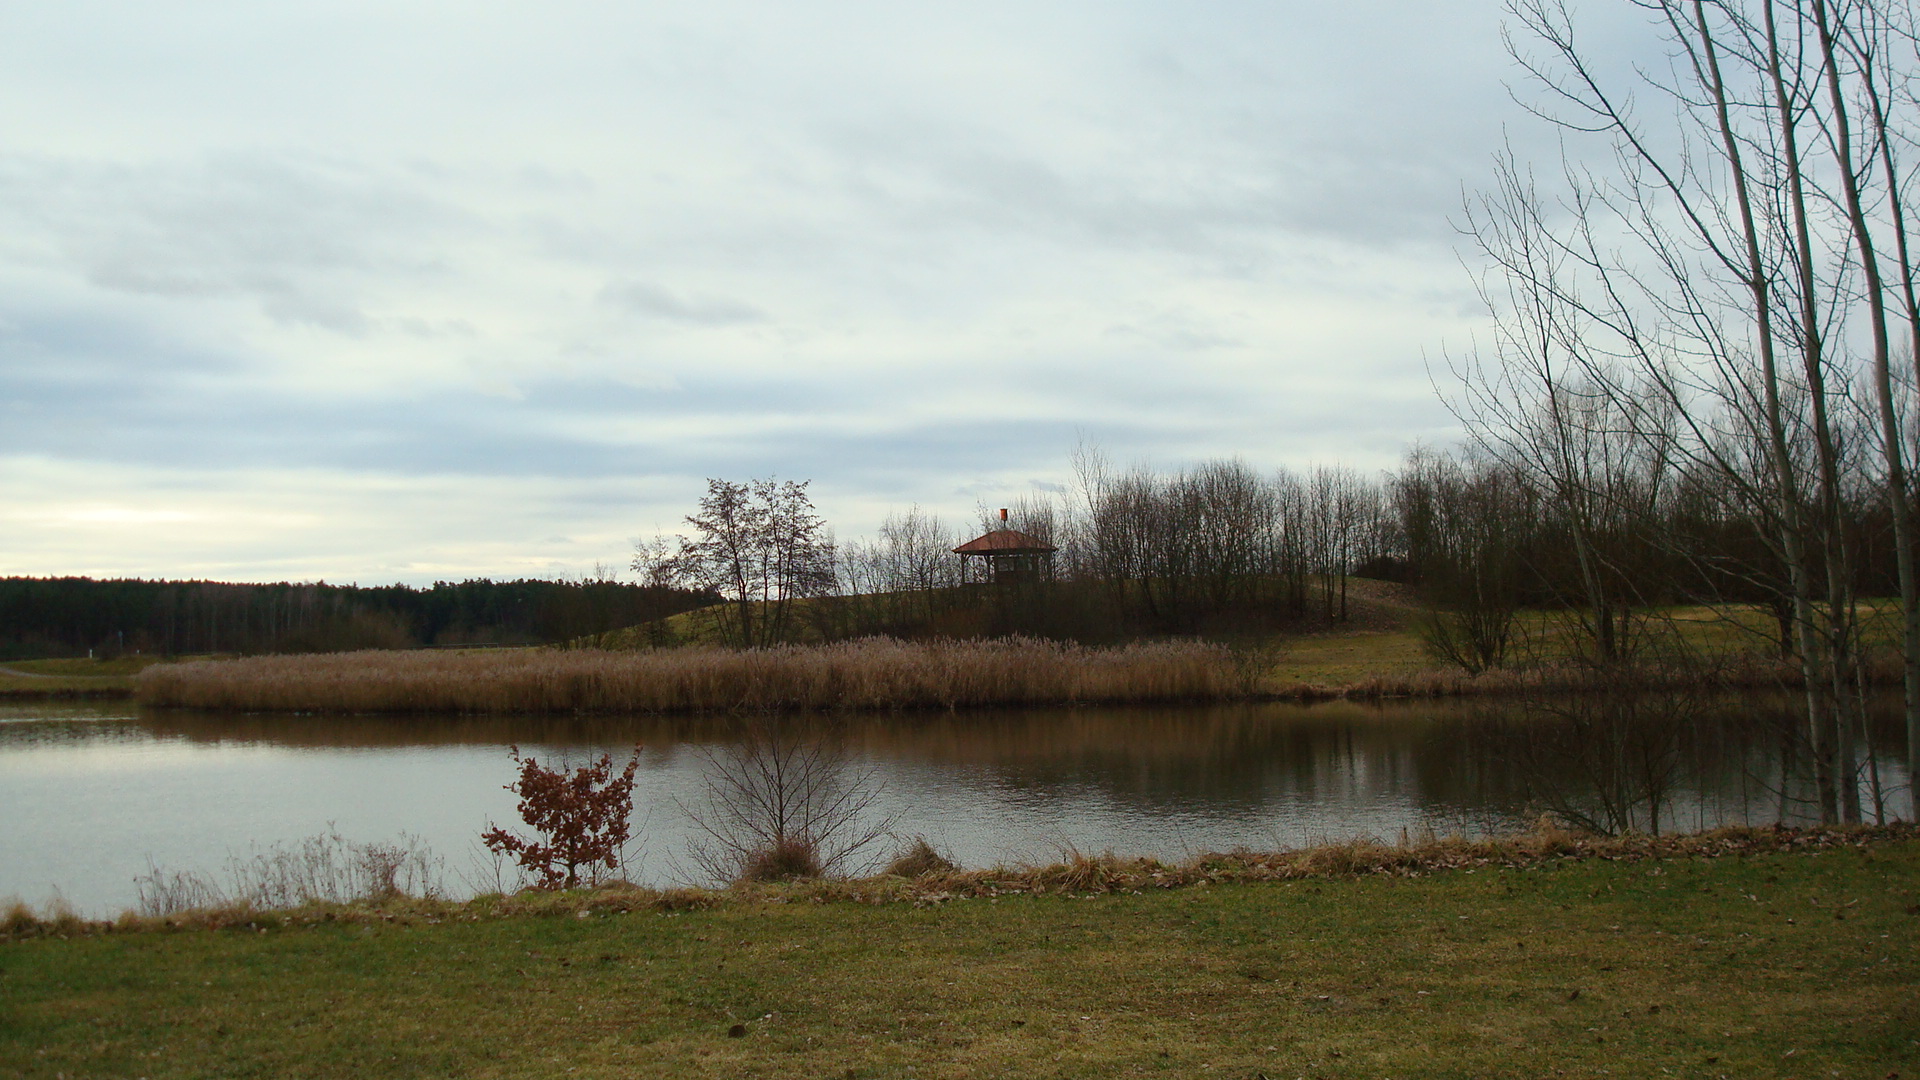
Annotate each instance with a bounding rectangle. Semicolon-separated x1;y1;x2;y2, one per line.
482;746;641;890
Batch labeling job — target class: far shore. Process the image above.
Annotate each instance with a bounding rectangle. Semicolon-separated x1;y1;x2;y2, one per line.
2;602;1894;711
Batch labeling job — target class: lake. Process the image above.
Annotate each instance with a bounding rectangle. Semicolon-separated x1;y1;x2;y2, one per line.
2;693;1909;916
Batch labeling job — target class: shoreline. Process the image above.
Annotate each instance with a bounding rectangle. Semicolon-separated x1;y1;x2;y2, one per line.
7;822;1910;936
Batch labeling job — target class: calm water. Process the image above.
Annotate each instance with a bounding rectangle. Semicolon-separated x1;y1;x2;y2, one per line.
1;695;1909;916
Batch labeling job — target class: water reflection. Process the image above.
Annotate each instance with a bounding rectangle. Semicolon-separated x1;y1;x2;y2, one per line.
0;694;1907;916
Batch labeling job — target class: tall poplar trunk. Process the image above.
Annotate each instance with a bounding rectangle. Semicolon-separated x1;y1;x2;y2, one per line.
1692;0;1834;821
1815;0;1905;822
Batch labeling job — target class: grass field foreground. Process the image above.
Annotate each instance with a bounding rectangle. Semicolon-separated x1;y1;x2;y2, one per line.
5;836;1916;1078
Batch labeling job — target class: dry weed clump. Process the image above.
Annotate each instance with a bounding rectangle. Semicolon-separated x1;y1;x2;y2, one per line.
883;836;958;878
739;837;826;882
129;831;445;919
135;636;1245;714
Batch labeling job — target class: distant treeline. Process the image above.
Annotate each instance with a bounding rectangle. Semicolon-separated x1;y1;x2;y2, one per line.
833;457;1395;642
0;577;719;659
826;444;1907;651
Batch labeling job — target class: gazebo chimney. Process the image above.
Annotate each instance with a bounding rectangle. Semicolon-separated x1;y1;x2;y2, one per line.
999;508;1008;522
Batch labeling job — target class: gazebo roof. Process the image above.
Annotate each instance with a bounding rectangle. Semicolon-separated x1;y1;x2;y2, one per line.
952;528;1057;556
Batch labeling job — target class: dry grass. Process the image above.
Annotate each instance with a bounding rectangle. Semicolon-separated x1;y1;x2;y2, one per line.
128;600;1917;713
132;830;446;917
135;636;1248;714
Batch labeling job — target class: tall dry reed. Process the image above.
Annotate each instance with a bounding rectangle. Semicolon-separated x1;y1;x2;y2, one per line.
135;637;1246;714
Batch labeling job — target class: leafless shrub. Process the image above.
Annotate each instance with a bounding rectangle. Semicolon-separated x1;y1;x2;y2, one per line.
684;717;898;884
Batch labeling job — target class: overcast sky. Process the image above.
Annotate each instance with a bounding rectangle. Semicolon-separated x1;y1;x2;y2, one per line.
0;1;1660;585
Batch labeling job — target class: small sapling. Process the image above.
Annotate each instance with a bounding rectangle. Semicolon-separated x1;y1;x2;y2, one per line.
482;746;641;889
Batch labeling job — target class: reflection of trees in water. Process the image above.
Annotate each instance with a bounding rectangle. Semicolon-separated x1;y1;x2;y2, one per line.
128;694;1909;832
1434;691;1908;835
1452;689;1705;835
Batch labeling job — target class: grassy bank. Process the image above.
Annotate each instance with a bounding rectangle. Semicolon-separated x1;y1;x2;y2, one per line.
1262;602;1915;700
135;638;1248;714
0;656;154;699
6;827;1915;1079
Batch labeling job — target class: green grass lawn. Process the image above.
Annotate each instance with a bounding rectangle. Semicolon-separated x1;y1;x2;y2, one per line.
1267;628;1431;686
6;841;1915;1078
1262;601;1903;691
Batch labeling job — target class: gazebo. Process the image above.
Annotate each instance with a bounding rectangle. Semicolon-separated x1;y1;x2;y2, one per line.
953;509;1057;585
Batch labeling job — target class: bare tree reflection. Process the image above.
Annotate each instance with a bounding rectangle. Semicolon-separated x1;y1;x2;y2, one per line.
1470;665;1723;835
683;716;897;884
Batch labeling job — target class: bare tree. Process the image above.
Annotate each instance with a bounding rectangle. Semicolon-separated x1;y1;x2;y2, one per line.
635;478;838;648
682;718;897;884
1397;446;1536;674
838;505;962;634
1458;0;1920;820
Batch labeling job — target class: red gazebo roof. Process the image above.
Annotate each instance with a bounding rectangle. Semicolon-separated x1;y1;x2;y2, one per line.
952;529;1057;556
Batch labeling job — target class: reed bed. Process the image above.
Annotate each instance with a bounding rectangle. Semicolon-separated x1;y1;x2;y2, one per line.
134;636;1248;714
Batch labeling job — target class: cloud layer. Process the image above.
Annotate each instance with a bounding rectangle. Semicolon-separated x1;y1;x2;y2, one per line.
0;1;1659;583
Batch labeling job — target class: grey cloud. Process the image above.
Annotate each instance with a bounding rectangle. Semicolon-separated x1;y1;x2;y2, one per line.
0;309;245;433
810;121;1470;276
0;152;462;332
1103;316;1243;352
0;332;1286;483
598;281;768;326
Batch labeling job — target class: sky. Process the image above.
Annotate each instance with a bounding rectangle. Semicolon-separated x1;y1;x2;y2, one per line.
0;1;1660;585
